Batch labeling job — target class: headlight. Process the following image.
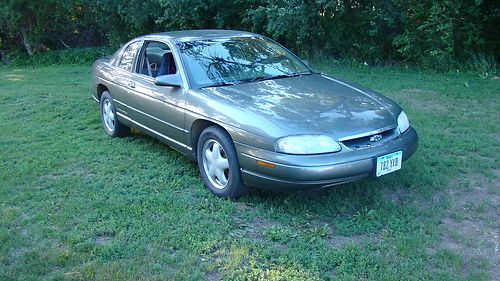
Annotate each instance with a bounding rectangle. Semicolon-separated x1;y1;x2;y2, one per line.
275;135;341;154
397;111;410;133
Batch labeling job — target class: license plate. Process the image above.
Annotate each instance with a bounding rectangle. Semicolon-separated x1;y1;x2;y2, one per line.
376;151;403;177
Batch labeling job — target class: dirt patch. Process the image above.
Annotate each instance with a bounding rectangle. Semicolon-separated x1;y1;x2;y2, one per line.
206;270;221;281
328;233;377;248
438;172;499;279
95;235;112;245
440;217;499;279
62;272;81;277
235;206;379;250
232;202;278;241
448;172;499;216
304;220;379;248
234;202;258;212
491;133;500;142
240;217;276;241
397;88;450;115
231;206;294;251
382;187;411;206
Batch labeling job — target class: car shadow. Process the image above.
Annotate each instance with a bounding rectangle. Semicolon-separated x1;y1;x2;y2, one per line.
127;128;420;220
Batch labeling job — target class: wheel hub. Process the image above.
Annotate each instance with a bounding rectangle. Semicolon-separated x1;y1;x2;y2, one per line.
103;99;115;131
202;139;230;189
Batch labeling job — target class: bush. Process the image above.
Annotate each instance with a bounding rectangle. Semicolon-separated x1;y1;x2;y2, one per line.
463;53;498;78
7;47;114;67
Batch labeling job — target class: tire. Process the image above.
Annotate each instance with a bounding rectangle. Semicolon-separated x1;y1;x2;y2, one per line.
197;126;249;198
100;91;130;137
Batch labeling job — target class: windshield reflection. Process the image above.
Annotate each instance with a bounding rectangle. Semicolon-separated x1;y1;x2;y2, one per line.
177;36;310;88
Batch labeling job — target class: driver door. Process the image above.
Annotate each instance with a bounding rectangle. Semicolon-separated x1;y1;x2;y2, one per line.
126;41;188;151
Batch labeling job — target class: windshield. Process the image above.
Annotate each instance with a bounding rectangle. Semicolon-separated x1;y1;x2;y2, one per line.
177;36;311;88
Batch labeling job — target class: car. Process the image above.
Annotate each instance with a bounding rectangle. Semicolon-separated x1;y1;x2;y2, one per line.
91;29;418;198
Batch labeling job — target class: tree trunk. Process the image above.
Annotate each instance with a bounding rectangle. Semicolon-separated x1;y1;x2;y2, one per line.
19;27;36;56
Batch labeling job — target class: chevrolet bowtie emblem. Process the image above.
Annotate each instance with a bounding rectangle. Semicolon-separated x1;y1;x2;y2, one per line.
370;134;383;142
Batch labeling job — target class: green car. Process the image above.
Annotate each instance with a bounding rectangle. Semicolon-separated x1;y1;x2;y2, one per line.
91;30;418;198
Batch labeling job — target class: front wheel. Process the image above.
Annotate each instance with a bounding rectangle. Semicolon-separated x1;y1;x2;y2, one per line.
197;126;248;198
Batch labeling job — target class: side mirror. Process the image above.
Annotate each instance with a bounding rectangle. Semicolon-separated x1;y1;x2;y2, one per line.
155;73;183;87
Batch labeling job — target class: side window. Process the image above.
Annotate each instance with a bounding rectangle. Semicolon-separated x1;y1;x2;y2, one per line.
136;41;177;78
118;41;142;71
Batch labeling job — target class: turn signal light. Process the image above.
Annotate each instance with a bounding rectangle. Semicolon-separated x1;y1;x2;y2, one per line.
256;160;276;168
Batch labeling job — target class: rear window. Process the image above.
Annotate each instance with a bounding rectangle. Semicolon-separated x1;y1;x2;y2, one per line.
118;41;142;71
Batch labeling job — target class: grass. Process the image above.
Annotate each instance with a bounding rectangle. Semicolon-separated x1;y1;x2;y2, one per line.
0;64;498;280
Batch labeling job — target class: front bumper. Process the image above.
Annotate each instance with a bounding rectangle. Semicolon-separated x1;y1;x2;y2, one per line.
236;127;418;191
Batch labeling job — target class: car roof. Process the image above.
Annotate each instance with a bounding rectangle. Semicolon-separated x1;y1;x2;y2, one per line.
140;29;261;43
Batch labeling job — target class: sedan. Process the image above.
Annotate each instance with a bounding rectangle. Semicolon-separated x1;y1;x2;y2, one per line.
91;30;418;198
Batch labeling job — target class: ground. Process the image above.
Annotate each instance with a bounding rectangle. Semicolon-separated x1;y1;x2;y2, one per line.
0;64;498;280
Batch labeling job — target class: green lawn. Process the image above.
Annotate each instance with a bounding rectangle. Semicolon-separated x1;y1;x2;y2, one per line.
0;64;498;281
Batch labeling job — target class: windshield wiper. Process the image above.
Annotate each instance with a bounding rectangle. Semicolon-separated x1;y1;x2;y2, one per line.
239;71;311;84
200;72;311;88
200;81;239;88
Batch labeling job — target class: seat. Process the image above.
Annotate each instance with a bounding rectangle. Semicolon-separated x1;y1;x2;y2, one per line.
157;52;176;76
157;53;170;77
167;53;176;74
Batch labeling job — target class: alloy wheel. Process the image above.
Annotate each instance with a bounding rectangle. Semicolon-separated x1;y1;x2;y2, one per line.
202;139;230;189
102;99;115;131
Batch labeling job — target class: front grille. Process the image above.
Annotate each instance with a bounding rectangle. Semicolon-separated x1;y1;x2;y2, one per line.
341;128;399;150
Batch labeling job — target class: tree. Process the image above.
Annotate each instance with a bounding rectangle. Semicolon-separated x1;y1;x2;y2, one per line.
0;0;497;67
0;0;63;55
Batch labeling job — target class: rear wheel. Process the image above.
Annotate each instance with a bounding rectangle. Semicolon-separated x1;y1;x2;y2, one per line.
197;126;248;198
100;91;130;137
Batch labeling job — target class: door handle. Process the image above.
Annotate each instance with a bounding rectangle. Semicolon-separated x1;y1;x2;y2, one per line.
128;81;135;88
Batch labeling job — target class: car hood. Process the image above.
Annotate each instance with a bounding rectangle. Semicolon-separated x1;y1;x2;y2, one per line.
202;74;399;140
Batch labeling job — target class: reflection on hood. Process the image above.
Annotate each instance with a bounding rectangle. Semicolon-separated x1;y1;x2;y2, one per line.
203;74;398;139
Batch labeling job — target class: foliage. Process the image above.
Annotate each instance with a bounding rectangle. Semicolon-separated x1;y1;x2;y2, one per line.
88;0;164;46
464;52;498;78
0;0;498;70
0;0;59;55
157;0;257;31
393;0;485;70
7;47;113;67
